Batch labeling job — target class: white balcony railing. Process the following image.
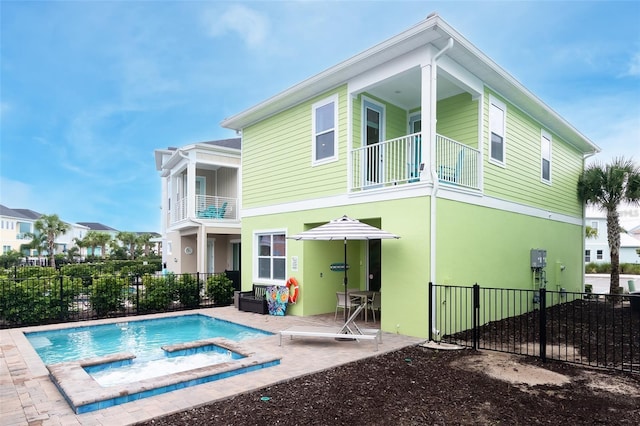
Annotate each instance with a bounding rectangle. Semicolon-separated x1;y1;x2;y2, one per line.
435;134;480;190
350;132;480;191
170;196;238;223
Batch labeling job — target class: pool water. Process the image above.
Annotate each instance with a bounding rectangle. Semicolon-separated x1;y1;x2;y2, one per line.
24;314;279;413
26;314;270;365
90;351;230;386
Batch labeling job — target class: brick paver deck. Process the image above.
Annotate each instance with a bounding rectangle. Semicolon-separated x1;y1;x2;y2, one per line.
0;307;422;426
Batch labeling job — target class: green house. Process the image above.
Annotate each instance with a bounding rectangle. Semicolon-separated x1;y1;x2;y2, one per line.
221;14;599;338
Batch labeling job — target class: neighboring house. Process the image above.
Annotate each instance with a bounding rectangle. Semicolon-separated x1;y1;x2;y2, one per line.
0;205;88;259
221;14;599;338
585;204;640;264
154;138;242;274
0;205;36;254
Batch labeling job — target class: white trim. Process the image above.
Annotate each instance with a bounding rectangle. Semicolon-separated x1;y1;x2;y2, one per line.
253;229;288;285
361;96;386;146
540;129;552;185
488;95;506;167
241;184;582;226
311;94;339;166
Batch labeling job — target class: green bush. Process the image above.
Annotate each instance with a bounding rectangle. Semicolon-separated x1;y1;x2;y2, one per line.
0;276;81;325
206;273;234;306
136;275;173;311
90;275;128;316
176;274;201;308
585;262;640;275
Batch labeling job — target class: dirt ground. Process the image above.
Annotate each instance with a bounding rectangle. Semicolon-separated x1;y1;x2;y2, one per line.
136;345;640;425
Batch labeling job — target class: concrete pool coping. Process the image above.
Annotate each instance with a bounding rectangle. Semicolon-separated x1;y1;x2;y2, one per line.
1;307;423;426
47;337;281;414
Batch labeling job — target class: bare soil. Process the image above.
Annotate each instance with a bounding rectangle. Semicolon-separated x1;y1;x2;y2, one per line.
137;346;640;425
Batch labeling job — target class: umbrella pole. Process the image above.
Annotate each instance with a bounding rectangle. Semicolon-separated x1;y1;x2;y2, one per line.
344;238;348;323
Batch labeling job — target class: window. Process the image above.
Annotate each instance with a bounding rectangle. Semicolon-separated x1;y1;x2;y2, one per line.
312;95;338;164
256;232;286;282
489;96;506;164
585;250;591;262
3;245;10;254
541;130;552;182
596;250;603;260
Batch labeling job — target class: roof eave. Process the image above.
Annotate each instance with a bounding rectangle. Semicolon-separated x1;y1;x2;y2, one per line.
221;14;599;155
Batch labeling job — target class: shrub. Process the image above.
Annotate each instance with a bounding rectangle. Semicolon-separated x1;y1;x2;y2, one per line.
136;275;173;311
0;276;81;325
90;275;128;316
206;273;234;306
175;274;201;308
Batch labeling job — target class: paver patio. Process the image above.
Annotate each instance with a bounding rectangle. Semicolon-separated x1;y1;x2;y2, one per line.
0;306;422;426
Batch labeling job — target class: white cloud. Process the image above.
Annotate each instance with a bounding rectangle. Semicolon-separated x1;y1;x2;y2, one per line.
203;4;269;48
0;177;34;208
622;52;640;77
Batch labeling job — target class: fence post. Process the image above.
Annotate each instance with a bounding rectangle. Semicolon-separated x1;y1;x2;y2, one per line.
428;282;433;342
473;283;480;350
539;288;547;363
59;275;65;321
135;274;140;314
197;272;201;306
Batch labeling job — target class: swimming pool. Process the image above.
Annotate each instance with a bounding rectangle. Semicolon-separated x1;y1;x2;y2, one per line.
26;314;270;365
24;314;280;413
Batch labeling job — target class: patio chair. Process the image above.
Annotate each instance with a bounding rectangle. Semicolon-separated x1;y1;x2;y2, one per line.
280;304;382;351
367;292;381;323
438;149;464;184
335;291;358;321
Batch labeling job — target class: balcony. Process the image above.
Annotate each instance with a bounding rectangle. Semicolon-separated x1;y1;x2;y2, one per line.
171;195;238;224
350;133;480;192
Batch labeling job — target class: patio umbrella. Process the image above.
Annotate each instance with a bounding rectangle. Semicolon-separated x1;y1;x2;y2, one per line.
288;215;400;323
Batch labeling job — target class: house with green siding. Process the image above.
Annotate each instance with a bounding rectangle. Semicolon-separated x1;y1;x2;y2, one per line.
221;14;599;338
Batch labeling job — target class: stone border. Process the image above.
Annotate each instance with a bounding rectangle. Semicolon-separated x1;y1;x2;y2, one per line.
46;337;281;414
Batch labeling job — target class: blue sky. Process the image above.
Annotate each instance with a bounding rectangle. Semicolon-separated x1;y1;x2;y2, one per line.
1;1;639;233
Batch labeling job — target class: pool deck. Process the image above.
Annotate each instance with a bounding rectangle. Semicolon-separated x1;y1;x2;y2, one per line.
0;307;423;426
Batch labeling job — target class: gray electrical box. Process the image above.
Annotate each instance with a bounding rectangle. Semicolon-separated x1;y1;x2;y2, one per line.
530;249;547;268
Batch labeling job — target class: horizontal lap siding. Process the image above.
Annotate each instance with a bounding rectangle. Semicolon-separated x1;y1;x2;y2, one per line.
242;85;348;208
482;89;583;217
436;93;479;148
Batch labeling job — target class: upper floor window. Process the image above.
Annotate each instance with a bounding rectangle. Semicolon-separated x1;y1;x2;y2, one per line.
541;130;552;183
312;95;338;165
585;250;591;263
596;250;603;260
489;96;506;165
256;231;286;282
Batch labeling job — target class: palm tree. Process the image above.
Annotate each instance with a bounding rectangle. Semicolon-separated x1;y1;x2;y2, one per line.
24;231;48;265
92;232;112;259
137;233;153;257
585;225;598;239
117;231;139;260
33;214;70;268
578;157;640;294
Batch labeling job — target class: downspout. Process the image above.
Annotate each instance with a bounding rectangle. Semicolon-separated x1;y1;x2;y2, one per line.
581;150;598;292
429;38;454;340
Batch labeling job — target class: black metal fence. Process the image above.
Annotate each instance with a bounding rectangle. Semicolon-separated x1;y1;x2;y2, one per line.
0;272;239;329
429;283;640;373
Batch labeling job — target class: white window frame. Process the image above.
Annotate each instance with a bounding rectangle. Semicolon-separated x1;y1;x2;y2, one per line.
596;250;603;260
311;94;339;166
489;95;506;166
254;229;287;284
585;250;591;263
541;130;552;184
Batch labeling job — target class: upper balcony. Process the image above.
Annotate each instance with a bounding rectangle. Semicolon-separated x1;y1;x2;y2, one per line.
171;195;239;223
350;132;480;192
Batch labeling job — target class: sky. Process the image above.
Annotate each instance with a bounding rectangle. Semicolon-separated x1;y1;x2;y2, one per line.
1;1;639;233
